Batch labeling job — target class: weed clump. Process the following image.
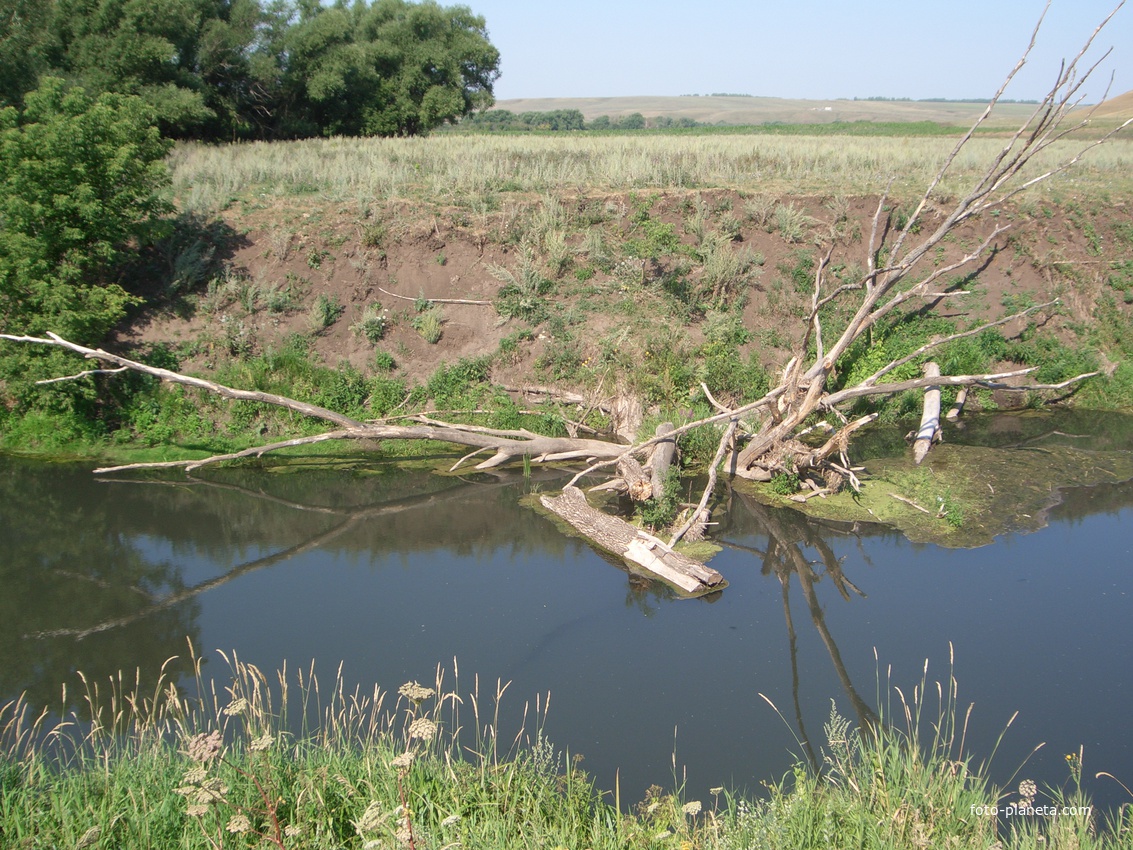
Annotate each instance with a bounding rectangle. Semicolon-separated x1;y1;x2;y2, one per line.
308;293;343;333
352;304;390;343
412;306;444;344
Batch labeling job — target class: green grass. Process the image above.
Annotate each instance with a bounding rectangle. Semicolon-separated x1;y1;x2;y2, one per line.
3;652;1129;849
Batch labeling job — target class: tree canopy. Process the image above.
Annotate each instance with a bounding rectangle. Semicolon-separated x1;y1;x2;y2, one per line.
1;0;500;140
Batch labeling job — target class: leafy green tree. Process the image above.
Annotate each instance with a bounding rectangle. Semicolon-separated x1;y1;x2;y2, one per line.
11;0;500;140
282;0;500;137
617;112;646;130
0;78;172;343
0;0;51;108
46;0;214;135
43;0;285;139
194;0;289;139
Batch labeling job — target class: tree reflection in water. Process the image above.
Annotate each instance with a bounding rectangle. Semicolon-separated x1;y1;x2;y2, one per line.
725;491;879;771
2;456;567;714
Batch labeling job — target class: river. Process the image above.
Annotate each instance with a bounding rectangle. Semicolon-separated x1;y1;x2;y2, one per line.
3;412;1132;812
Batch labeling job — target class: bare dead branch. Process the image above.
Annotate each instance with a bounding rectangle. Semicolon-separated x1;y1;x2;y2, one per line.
377;286;490;306
93;432;359;474
822;369;1098;408
669;418;737;547
1;332;367;430
36;367;130;385
860;300;1059;387
699;382;734;415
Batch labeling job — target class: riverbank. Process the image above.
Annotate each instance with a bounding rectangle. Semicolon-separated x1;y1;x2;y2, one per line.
2;655;1125;849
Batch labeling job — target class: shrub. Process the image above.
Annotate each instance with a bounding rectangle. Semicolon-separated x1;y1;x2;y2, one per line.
491;246;552;323
773;203;814;243
0;78;171;342
373;350;397;372
426;356;491;406
637;469;683;530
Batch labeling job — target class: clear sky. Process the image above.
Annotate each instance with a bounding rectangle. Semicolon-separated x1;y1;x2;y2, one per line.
468;0;1132;103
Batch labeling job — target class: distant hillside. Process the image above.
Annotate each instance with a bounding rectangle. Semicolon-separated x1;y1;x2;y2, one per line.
493;95;1040;127
1088;89;1133;120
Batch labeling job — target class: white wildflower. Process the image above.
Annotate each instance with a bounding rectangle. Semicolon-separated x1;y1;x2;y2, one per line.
407;717;437;740
390;751;415;771
398;681;436;703
356;801;387;834
185;730;223;763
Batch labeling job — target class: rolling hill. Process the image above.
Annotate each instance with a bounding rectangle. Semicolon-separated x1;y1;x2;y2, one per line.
1088;88;1133;121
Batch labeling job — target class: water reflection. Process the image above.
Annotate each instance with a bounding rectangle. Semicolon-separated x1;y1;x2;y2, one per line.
0;460;202;707
725;491;879;771
2;457;574;711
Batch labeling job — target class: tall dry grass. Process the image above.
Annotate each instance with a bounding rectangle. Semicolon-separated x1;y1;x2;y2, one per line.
3;646;1130;848
170;132;1133;212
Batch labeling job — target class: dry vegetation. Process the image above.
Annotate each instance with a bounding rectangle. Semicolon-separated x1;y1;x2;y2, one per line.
169;131;1133;212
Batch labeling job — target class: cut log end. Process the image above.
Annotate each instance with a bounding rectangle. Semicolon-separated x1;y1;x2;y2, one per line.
540;486;725;597
913;362;942;465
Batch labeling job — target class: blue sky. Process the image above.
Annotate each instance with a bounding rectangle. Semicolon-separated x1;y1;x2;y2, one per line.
469;0;1132;103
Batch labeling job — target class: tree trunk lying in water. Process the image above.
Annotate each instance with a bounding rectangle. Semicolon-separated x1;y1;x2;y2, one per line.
540;486;725;596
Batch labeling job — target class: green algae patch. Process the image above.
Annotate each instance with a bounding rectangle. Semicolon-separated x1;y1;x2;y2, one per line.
747;441;1133;548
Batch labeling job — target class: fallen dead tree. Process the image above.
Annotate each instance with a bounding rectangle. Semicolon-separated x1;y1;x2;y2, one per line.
0;4;1125;597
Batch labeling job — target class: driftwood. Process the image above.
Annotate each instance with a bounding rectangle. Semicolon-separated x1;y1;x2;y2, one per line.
913;362;942;464
376;285;490;306
946;387;969;421
540;486;725;596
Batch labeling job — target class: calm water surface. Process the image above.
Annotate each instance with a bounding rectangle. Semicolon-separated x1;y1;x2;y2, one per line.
3;413;1132;810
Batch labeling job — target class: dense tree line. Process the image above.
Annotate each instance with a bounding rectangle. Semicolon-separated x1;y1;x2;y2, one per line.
459;109;702;132
0;0;500;140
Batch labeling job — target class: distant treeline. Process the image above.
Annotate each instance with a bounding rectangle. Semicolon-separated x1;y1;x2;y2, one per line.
458;109;702;132
0;0;501;141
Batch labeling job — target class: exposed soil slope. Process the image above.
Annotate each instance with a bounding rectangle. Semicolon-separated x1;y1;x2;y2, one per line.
121;189;1132;406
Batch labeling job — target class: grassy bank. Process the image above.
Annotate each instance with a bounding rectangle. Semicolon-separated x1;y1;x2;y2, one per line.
2;653;1129;849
